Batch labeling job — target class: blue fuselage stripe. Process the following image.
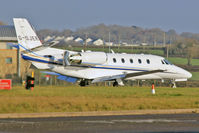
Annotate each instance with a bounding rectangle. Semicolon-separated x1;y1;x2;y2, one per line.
91;66;147;71
22;54;55;64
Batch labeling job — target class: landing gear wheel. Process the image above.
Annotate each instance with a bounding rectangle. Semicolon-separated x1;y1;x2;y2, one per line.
113;81;119;87
79;79;89;87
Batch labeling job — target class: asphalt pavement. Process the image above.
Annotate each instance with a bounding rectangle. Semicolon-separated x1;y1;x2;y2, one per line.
0;113;199;133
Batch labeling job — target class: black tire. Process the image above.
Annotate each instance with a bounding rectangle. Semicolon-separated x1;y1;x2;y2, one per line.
79;81;86;86
113;81;118;87
79;80;89;87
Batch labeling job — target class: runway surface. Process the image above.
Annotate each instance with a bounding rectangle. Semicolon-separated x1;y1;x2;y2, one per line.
0;113;199;133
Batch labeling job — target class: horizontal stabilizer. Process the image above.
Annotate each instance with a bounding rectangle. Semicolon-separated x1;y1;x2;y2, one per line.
31;41;60;52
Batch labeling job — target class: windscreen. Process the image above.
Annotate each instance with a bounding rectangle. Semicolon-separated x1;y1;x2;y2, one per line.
163;59;172;65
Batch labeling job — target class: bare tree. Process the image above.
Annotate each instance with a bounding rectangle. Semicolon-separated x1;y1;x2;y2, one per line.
185;38;198;66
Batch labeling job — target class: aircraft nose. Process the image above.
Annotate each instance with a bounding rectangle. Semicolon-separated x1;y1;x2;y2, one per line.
176;66;192;79
186;71;192;79
181;69;192;79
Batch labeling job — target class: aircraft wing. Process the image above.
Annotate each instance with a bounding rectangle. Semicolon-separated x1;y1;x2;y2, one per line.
91;74;126;83
41;71;78;83
124;69;165;78
91;69;165;83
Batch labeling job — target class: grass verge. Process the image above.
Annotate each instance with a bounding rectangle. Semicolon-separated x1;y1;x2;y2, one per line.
0;86;199;113
190;72;199;80
168;57;199;66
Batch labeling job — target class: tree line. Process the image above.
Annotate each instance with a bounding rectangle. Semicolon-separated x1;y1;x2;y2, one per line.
37;23;199;45
37;23;199;66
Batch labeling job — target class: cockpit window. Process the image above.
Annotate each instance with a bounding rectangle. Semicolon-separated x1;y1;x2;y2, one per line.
164;59;172;65
164;60;168;64
162;59;172;65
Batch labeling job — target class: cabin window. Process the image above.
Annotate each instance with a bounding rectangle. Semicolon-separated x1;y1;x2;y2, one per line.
146;59;150;64
121;58;125;63
130;59;133;63
138;59;142;64
161;60;165;64
113;58;117;63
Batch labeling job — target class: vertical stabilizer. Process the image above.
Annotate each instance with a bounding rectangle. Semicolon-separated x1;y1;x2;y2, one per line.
13;18;42;50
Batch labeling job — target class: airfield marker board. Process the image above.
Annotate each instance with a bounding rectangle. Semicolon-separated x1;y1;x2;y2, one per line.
0;79;11;90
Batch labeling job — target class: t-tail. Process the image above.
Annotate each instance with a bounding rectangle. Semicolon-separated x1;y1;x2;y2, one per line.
13;18;43;51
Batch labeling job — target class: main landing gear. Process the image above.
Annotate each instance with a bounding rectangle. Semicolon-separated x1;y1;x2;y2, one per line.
79;79;89;87
113;79;124;87
113;81;119;87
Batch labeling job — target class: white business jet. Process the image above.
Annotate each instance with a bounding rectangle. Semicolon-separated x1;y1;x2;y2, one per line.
13;18;192;87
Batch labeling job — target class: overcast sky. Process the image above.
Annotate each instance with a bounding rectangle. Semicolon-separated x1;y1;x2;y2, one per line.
1;0;199;33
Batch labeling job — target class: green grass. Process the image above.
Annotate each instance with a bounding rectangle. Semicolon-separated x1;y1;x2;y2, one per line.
190;72;199;80
0;86;199;113
168;57;199;66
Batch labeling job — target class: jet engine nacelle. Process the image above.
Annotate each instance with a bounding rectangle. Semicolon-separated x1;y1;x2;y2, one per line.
64;51;107;66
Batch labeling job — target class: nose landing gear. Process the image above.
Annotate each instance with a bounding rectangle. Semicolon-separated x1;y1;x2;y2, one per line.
171;79;177;88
